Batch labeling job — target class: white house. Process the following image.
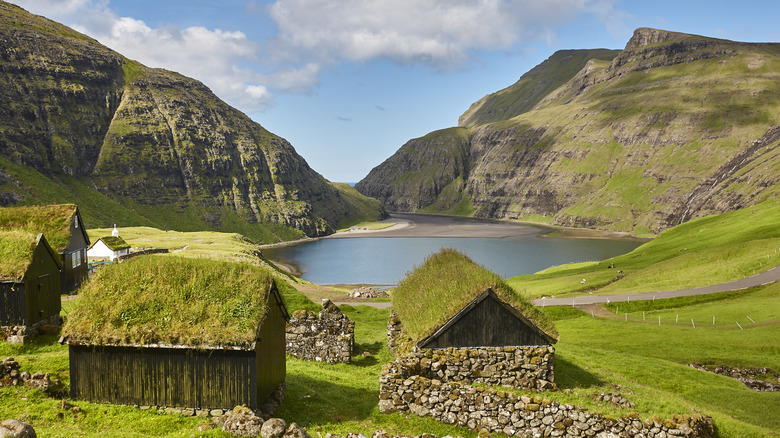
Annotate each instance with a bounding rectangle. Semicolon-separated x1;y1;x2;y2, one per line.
88;235;130;261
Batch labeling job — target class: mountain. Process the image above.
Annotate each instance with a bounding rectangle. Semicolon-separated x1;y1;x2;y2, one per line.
0;1;384;243
356;28;780;235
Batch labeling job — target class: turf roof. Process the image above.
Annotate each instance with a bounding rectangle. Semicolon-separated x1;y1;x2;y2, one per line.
93;235;131;251
0;204;78;253
392;248;558;345
62;256;276;348
0;230;41;280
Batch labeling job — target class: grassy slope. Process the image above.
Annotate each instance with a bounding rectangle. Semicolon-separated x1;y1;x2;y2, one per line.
458;49;620;128
507;200;780;298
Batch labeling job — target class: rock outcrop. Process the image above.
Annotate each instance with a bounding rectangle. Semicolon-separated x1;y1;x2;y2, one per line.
357;28;780;235
0;2;384;242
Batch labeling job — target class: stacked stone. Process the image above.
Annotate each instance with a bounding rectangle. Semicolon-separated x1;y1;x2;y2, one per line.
0;357;57;392
393;347;555;392
1;314;61;344
285;300;354;363
379;363;715;438
386;310;403;356
348;287;389;298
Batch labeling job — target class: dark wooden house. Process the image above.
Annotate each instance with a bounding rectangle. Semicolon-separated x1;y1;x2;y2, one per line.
0;232;62;342
418;288;556;349
0;204;90;293
60;257;289;411
391;249;558;351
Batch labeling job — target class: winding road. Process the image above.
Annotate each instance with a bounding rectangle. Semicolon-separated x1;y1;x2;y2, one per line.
530;263;780;307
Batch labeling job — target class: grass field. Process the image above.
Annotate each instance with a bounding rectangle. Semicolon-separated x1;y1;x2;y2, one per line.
2;283;778;437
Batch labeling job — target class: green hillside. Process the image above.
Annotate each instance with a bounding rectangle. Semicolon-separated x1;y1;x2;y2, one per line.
0;2;384;243
507;200;780;298
357;28;780;236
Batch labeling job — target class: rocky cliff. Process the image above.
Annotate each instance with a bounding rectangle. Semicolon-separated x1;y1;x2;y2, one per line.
0;2;383;242
356;28;780;235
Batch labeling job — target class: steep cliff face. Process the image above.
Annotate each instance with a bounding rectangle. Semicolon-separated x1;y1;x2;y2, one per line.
357;28;780;235
0;2;383;241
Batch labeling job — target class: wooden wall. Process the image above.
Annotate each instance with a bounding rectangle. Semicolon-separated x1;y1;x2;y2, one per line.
421;293;552;349
0;282;25;326
255;288;287;403
69;345;260;410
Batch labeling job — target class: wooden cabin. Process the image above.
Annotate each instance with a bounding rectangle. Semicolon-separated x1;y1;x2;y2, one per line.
0;204;90;293
391;248;558;351
0;232;62;343
88;236;131;261
60;257;288;411
418;288;557;348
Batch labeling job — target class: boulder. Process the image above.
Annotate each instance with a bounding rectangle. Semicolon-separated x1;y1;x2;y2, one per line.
261;418;287;438
0;420;36;438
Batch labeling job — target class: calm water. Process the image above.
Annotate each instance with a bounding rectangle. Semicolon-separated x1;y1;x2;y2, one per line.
264;227;642;285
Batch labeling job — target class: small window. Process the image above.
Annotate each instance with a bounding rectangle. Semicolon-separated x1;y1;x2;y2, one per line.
71;250;82;268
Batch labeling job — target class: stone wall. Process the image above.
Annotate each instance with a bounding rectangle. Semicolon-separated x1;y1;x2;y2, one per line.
387;311;555;392
286;299;354;363
379;360;715;438
396;347;555;392
0;314;61;344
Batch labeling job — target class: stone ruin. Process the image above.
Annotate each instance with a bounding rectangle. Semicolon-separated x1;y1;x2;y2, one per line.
285;299;354;363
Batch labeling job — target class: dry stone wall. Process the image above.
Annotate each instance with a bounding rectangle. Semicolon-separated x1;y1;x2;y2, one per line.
0;314;61;344
397;347;555;392
286;299;354;363
379;360;715;438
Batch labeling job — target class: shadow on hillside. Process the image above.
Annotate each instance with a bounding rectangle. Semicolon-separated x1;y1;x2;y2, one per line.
554;356;603;389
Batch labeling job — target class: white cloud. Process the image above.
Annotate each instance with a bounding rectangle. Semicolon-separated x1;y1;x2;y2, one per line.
268;0;606;68
7;0;624;111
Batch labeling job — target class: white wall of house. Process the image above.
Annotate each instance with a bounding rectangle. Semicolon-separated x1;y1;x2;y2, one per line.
87;240;129;261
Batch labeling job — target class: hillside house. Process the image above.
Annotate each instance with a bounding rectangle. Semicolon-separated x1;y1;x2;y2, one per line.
60;257;289;413
88;236;131;261
386;249;557;391
0;232;62;343
0;204;90;293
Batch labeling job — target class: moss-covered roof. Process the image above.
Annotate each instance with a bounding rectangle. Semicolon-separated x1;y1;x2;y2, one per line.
93;235;130;251
391;249;558;346
0;204;77;253
0;230;39;280
62;256;275;348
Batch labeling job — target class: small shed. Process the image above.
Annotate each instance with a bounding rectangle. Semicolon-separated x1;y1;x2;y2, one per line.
60;256;289;411
391;249;558;351
0;231;62;343
387;249;558;391
88;236;131;261
0;204;90;293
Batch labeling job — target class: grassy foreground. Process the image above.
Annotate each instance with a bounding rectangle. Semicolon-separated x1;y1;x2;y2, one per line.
2;283;778;437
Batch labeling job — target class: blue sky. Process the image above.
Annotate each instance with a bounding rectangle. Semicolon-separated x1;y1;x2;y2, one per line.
10;0;780;182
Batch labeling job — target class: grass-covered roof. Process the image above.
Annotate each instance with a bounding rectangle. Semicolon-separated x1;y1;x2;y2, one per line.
94;235;130;251
0;231;40;280
0;204;77;253
392;249;558;345
62;256;275;348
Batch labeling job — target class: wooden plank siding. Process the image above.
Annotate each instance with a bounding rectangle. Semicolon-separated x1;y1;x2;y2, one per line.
255;287;287;403
69;345;258;409
420;289;555;349
0;283;25;326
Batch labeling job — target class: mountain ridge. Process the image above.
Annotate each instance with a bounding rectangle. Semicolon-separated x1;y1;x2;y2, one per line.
356;28;780;235
0;1;384;243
